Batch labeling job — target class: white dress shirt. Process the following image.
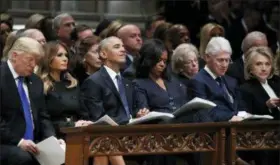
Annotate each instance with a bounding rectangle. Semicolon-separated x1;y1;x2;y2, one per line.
104;65;121;91
261;80;280;112
127;54;134;62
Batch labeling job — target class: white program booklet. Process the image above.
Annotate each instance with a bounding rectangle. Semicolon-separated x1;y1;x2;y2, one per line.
35;136;65;165
92;114;119;126
93;97;216;125
128;111;174;125
172;97;217;117
237;111;274;121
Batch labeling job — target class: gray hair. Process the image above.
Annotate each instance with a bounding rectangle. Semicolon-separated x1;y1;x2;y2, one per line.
241;31;267;53
98;36;120;52
53;13;72;30
20;29;44;38
205;37;232;56
171;43;199;74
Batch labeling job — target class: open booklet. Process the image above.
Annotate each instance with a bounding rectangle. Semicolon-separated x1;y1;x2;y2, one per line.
91;97;216;126
92;114;119;126
34;136;65;165
237;111;274;121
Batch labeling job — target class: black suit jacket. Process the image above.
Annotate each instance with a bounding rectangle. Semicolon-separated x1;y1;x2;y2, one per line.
80;66;136;124
0;62;55;145
122;64;136;81
226;57;245;85
239;76;280;120
226;20;247;61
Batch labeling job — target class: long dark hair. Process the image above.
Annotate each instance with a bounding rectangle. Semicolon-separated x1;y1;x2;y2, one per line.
135;39;169;79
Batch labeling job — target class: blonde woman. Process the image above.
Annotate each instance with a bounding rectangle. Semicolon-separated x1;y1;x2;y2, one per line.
99;20;123;39
198;23;224;68
36;41;92;136
240;46;280;121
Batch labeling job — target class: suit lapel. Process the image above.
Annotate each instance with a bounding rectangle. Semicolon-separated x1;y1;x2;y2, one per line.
123;78;133;114
201;69;234;106
3;63;23;114
201;69;221;93
26;77;38;123
222;76;235;98
268;77;280;97
100;67;122;102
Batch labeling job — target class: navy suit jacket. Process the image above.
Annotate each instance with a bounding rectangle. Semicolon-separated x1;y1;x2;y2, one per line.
226;57;245;85
188;69;245;121
240;76;280;120
133;77;188;113
80;66;135;124
0;62;55;145
122;64;136;81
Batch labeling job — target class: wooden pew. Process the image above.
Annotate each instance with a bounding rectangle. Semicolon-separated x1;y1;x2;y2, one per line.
61;123;227;165
227;121;280;165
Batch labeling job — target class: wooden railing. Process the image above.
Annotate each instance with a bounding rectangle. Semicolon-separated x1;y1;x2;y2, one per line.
227;121;280;165
61;121;280;165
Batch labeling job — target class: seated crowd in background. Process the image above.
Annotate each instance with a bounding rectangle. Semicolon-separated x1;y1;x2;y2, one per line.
1;1;279;165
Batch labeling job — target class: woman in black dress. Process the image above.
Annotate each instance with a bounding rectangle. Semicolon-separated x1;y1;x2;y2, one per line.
36;41;92;136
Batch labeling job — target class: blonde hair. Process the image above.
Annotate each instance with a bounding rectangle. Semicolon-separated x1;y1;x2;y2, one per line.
36;41;77;94
99;20;123;39
275;48;280;76
244;46;275;80
2;31;18;61
8;37;44;59
171;43;199;74
199;23;225;57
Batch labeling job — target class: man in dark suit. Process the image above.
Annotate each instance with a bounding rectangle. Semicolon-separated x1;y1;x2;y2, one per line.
188;37;246;122
227;7;262;61
0;37;56;165
117;24;143;74
227;31;268;85
80;36;148;124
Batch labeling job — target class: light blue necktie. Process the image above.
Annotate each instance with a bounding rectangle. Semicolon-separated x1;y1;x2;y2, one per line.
17;77;34;140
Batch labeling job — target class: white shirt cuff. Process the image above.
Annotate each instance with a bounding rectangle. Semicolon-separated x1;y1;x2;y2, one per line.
17;139;24;146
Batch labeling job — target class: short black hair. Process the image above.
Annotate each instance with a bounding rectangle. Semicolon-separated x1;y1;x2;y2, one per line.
135;39;169;79
153;22;172;42
94;19;112;36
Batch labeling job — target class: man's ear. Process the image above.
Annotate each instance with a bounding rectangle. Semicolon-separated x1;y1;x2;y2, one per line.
99;50;107;60
204;54;210;62
10;52;18;62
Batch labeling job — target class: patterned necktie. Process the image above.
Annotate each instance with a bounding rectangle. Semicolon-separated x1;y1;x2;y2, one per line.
17;77;34;140
216;77;233;103
115;75;130;118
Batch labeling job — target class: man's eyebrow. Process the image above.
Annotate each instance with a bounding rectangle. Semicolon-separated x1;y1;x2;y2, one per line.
113;43;121;47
